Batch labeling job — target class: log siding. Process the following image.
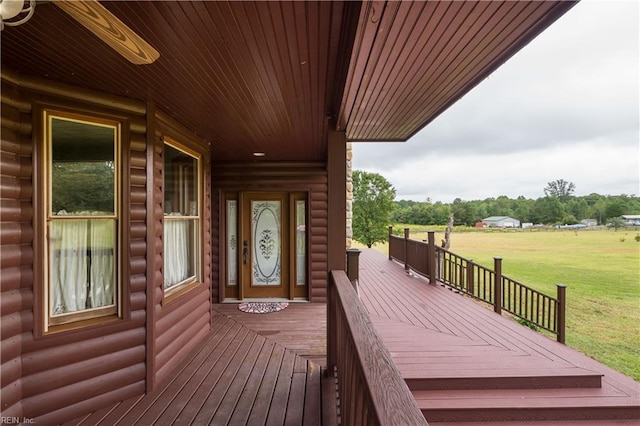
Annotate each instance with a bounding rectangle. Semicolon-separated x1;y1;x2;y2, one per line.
211;164;329;302
0;77;148;422
0;74;213;422
150;111;213;387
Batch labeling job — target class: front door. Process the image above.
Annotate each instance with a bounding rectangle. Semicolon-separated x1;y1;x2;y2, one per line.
223;191;308;300
241;192;289;298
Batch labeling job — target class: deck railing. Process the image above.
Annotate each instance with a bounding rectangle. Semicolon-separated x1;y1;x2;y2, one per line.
388;227;566;343
327;269;427;426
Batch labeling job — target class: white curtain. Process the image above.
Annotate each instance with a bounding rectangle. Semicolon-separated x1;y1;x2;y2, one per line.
50;216;114;315
164;218;189;288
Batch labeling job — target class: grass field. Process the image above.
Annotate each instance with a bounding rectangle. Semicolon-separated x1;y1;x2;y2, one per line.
353;225;640;382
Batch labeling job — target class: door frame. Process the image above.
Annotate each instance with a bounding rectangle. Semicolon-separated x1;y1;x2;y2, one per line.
222;191;308;301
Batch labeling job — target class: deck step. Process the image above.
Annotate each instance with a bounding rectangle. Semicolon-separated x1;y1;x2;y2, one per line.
404;367;603;390
371;316;603;391
414;386;640;423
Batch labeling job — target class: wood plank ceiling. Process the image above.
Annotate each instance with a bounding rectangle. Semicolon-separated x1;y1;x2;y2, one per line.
0;1;576;162
339;0;577;141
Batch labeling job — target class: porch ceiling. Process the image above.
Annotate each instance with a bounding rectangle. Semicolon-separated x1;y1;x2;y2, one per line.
340;0;577;141
0;1;575;160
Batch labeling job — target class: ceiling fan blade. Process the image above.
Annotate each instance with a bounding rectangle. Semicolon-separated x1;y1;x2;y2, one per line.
52;0;159;65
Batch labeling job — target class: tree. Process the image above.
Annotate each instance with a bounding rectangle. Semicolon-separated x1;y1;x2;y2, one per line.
544;179;575;202
532;196;565;224
352;170;396;248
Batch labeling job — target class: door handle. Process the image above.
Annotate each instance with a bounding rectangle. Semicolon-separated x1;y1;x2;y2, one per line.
243;240;249;265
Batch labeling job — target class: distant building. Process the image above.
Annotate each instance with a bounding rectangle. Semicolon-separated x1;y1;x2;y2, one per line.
621;215;640;225
580;219;598;227
482;216;521;228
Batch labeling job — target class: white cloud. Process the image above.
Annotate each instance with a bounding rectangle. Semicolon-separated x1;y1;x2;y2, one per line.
352;1;640;202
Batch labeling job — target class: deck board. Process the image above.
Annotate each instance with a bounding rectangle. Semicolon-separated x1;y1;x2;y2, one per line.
99;310;333;425
357;248;640;421
76;248;636;425
214;302;327;366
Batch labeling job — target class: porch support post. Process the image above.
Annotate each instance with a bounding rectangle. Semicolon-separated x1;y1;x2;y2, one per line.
493;257;503;314
327;128;346;374
388;226;393;260
557;284;567;344
327;128;347;272
427;231;436;283
403;228;410;271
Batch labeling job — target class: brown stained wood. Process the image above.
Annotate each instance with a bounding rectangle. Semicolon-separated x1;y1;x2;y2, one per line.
181;330;261;424
53;0;159;65
213;303;327;366
212;164;329;302
210;339;271;425
284;359;308;425
330;270;427;425
21;346;146;398
303;362;322;425
244;344;287;425
135;317;244;424
357;248;640;422
265;349;297;426
226;341;278;426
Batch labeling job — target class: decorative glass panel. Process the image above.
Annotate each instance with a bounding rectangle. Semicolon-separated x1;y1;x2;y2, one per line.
226;200;238;285
296;200;306;286
251;200;281;286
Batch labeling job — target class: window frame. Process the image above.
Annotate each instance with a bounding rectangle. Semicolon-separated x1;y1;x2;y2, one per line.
162;137;203;300
40;108;123;333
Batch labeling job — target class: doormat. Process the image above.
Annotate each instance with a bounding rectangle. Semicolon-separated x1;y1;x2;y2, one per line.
238;302;289;314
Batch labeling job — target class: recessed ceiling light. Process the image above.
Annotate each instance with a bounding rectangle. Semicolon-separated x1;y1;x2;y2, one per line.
253;152;266;157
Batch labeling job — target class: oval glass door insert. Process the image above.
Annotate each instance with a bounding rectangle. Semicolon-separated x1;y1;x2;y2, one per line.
252;200;281;286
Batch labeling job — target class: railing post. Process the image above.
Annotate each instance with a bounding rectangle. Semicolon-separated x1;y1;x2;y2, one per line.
403;228;410;271
388;226;393;260
467;259;474;295
327;276;336;374
427;231;436;283
346;248;361;293
557;284;567;344
493;257;502;314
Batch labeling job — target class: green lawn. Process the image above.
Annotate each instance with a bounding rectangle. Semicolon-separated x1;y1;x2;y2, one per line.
354;226;640;381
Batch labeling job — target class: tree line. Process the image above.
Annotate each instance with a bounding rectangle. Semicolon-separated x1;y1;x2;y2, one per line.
353;173;639;247
392;193;640;226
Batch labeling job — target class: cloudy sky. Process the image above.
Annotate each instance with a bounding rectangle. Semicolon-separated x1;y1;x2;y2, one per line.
352;0;639;203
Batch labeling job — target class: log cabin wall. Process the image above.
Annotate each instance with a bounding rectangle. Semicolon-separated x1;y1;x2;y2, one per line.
0;74;212;422
150;110;212;386
0;75;148;423
212;163;329;302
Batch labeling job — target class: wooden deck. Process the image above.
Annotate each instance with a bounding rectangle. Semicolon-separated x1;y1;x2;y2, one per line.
213;303;328;368
358;248;640;424
68;249;639;425
67;312;336;426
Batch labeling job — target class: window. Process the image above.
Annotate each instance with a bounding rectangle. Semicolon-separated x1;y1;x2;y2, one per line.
43;110;120;330
163;139;201;295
